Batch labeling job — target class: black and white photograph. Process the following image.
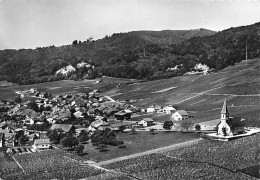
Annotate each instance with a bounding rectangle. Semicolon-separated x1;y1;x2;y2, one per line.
0;0;260;179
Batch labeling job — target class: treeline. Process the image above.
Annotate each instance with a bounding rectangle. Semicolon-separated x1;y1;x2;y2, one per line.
0;23;259;85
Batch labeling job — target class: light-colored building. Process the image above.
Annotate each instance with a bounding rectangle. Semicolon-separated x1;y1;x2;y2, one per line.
217;100;245;136
138;118;155;127
171;110;189;121
32;139;51;150
163;106;176;114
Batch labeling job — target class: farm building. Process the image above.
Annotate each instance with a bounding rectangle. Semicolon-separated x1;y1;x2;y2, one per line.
32;139;51;150
171;110;189;121
217;100;245;136
163;106;176;114
138;118;155;127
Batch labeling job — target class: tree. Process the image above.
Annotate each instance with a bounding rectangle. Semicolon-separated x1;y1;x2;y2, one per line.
222;127;227;136
180;121;193;131
14;96;22;104
72;40;78;45
163;121;174;131
75;145;84;154
150;128;157;135
195;124;201;131
47;129;61;143
91;129;119;146
131;128;137;135
61;134;79;149
118;125;126;132
33;134;38;140
19;134;29;145
78;130;89;143
27;101;39;112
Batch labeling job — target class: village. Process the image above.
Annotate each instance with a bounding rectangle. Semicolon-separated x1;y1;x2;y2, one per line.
0;85;258;155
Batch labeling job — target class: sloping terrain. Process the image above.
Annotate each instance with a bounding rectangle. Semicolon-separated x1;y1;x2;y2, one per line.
108;58;260;126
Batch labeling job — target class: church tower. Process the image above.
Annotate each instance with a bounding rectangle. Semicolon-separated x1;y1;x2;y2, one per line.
221;99;229;123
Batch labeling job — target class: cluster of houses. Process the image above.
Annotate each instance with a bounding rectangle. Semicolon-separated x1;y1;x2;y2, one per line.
145;104;190;121
0;88;143;149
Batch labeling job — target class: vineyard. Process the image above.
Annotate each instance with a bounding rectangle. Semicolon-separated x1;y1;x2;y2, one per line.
162;134;260;171
103;153;252;179
1;149;130;180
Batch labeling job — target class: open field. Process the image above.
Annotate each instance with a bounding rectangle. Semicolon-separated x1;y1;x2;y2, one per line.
57;131;200;162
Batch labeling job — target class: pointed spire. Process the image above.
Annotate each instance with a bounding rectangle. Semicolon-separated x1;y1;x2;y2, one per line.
221;99;229;114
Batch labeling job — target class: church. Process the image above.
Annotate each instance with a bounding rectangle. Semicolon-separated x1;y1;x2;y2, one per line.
217;100;245;136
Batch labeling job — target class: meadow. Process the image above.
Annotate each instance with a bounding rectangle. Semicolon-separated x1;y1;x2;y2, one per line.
59;131;200;162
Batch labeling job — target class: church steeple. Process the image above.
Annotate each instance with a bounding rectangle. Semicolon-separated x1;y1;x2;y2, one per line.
221;99;229;122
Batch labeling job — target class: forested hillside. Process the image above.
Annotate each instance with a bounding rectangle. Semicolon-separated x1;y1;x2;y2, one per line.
0;22;259;85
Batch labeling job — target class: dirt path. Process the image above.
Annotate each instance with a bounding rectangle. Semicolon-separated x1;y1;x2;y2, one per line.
175;85;225;104
96;138;202;166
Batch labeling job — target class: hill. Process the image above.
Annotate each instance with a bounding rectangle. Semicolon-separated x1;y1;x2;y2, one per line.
0;28;215;85
0;22;260;86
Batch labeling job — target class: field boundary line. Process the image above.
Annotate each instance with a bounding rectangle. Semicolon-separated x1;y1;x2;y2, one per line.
63;155;140;180
175;85;225;104
97;138;202;166
12;155;26;175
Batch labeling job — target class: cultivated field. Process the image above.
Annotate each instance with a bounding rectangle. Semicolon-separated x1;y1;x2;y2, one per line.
102;153;253;179
0;149;129;180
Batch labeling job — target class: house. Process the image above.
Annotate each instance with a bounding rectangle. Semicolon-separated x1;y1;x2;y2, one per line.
75;128;89;136
172;110;189;121
147;105;162;113
88;120;110;132
50;124;76;134
32;139;51;150
147;107;155;113
217;100;245;136
163;106;176;114
138;118;155;127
